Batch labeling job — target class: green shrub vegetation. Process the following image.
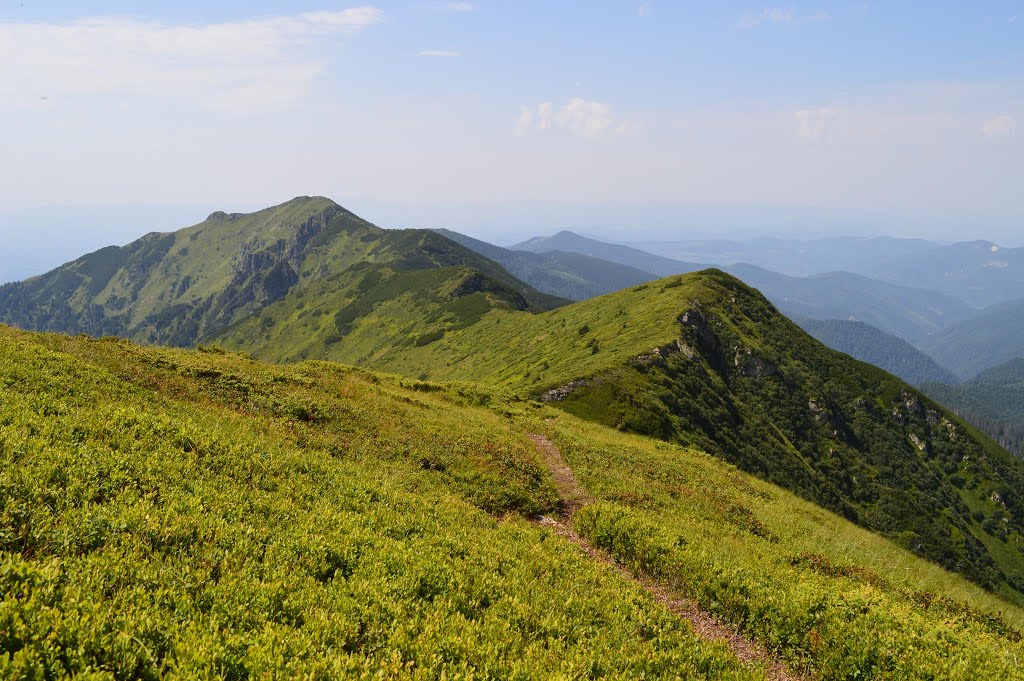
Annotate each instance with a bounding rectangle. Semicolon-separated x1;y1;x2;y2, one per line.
2;327;1023;678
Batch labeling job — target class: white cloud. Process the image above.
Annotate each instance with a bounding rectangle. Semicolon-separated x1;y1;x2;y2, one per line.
445;2;475;11
417;49;462;57
795;107;840;144
517;98;618;138
638;3;653;17
0;8;382;112
741;7;794;27
982;115;1017;138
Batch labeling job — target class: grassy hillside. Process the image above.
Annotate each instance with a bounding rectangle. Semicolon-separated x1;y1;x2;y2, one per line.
2;326;1023;678
923;298;1024;380
295;270;1024;601
0;197;563;350
795;317;959;385
435;228;657;300
924;359;1024;457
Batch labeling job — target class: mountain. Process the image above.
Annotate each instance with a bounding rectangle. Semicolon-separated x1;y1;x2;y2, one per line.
795;317;959;385
627;236;941;277
509;233;976;344
868;241;1024;309
0;197;565;352
6;199;1024;603
723;264;974;345
623;236;1024;309
249;268;1024;600
923;298;1024;379
3;326;1022;678
434;228;656;300
513;230;704;277
924;359;1024;458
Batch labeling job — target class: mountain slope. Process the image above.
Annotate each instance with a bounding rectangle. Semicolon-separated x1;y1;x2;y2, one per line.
0;198;564;350
331;270;1024;600
435;228;657;300
514;230;704;277
923;298;1024;379
3;326;1023;679
795;317;959;385
924;359;1024;458
723;264;975;345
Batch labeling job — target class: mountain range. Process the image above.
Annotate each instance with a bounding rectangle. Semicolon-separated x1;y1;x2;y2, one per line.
627;235;1024;309
3;196;1024;605
5;195;1024;677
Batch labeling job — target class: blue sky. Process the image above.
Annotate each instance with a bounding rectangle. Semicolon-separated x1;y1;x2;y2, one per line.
1;1;1022;279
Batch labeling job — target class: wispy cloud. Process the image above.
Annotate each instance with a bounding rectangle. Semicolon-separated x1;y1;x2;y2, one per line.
795;107;840;144
517;98;625;138
0;7;382;112
417;49;462;57
444;2;475;11
740;7;793;28
981;115;1017;138
638;3;653;17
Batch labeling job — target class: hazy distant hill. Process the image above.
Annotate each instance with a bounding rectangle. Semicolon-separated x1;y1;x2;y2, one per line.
434;229;656;300
513;230;704;277
924;359;1024;457
796;317;959;385
923;298;1024;379
722;264;974;345
868;241;1024;308
628;236;940;277
626;236;1024;309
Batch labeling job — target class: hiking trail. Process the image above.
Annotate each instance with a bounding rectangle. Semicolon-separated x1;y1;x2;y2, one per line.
527;432;804;681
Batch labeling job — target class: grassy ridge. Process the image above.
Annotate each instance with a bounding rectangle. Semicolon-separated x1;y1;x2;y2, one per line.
328;271;1024;602
0;328;755;679
2;328;1023;678
538;416;1024;678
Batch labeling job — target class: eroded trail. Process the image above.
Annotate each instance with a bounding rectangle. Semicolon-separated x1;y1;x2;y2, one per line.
527;433;805;681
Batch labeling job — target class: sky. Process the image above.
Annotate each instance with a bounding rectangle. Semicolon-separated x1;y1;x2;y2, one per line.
1;1;1022;280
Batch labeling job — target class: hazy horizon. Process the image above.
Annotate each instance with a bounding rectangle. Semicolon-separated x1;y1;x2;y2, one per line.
2;1;1021;280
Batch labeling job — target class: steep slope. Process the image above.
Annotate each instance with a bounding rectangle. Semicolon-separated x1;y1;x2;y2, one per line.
870;241;1024;308
0;197;564;350
924;359;1024;457
435;228;657;300
345;270;1024;600
3;326;1023;679
923;298;1024;379
795;317;959;385
724;264;975;345
514;229;705;277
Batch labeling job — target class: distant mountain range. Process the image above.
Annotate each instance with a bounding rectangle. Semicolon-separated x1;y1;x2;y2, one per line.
922;298;1024;380
721;264;974;346
627;236;1024;308
512;230;705;277
434;229;656;300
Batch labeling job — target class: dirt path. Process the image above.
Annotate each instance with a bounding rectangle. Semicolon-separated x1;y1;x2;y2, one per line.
527;433;804;681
